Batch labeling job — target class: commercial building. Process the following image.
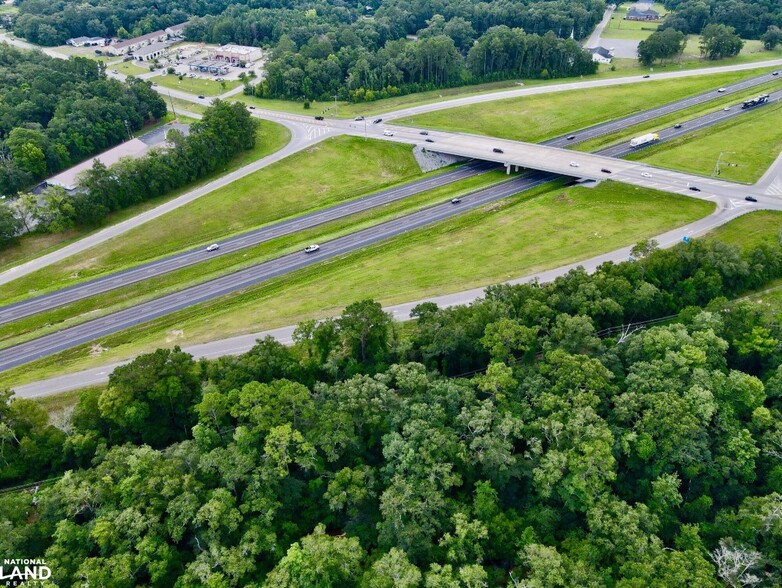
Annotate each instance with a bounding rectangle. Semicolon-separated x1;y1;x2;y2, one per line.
106;23;187;56
66;36;106;47
210;44;262;64
134;41;169;62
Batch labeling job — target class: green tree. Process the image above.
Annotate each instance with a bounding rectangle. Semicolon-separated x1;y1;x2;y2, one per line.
700;24;744;60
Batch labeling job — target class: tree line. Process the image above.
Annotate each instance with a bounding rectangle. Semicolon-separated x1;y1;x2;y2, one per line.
0;45;167;198
3;234;782;585
0;101;257;246
660;0;782;41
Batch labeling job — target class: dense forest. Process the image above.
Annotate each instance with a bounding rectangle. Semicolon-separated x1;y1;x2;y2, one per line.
661;0;782;40
0;100;257;244
0;45;167;197
4;235;782;585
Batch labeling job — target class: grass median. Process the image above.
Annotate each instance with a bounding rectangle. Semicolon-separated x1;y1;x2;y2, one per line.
396;70;776;142
0;137;426;304
628;100;782;183
0;180;714;389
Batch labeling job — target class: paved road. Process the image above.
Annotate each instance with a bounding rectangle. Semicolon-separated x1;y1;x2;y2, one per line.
5;72;777;320
2;59;780;287
11;190;775;398
0;162;495;323
583;6;616;49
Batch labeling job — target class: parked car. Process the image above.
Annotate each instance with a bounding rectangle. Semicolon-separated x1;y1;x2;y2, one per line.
492;147;504;153
745;196;758;202
206;244;220;252
304;244;320;253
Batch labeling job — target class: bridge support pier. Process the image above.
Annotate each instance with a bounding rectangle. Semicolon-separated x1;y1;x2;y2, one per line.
505;162;511;174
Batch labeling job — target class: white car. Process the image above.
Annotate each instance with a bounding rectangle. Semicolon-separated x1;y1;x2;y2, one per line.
206;243;220;252
723;106;731;111
718;87;726;92
641;172;652;178
383;130;394;136
569;162;579;167
304;244;320;253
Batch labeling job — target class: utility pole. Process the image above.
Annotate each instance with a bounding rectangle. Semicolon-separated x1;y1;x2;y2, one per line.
168;91;177;120
332;94;338;116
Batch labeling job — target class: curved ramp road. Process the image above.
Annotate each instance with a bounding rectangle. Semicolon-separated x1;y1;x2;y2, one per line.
0;173;553;372
0;162;495;324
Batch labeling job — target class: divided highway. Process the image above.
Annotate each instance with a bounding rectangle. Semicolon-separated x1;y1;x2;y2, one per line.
0;161;496;324
0;172;554;371
2;68;781;372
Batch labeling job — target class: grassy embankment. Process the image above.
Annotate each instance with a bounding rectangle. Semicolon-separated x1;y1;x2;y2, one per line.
0;120;291;271
1;180;714;388
398;70;780;141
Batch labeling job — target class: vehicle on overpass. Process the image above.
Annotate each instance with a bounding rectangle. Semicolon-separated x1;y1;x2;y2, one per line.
630;132;659;148
742;94;769;109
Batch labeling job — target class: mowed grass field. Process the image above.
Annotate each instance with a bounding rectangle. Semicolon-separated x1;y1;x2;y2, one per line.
0;120;291;272
153;74;242;96
629;100;782;182
0;181;714;388
398;71;771;141
600;3;666;41
0;137;424;302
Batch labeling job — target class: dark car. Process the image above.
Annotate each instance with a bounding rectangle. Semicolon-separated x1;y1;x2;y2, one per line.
773;71;779;75
198;95;205;99
492;147;504;153
420;130;429;135
600;168;611;174
688;185;701;192
674;123;682;128
643;74;650;78
425;138;434;143
248;106;256;109
354;116;364;121
566;135;576;140
314;116;324;120
745;196;758;202
373;118;383;124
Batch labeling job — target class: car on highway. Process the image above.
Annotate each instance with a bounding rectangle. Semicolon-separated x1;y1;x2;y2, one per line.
773;71;779;75
674;123;682;128
373;118;383;124
723;106;731;111
420;130;429;135
450;198;462;204
383;130;394;136
248;106;256;109
304;244;320;253
688;185;701;192
493;147;504;153
206;244;220;252
569;161;579;167
425;138;434;143
354;116;364;121
745;196;758;202
600;168;611;174
566;135;576;140
641;172;653;178
718;88;726;92
198;95;205;99
643;75;650;78
315;116;324;120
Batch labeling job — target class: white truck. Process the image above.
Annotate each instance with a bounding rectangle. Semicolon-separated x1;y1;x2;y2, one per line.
630;132;659;148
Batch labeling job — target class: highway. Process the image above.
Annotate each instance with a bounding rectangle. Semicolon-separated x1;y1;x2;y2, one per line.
0;161;495;324
3;71;778;318
0;172;554;371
